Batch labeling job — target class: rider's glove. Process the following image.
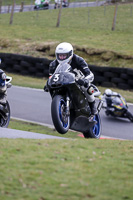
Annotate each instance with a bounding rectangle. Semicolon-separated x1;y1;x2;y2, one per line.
44;81;49;92
77;78;89;88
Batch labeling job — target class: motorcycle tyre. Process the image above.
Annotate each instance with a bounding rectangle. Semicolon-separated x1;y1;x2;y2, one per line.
126;110;133;122
34;5;39;10
51;95;70;134
83;114;101;139
0;101;10;128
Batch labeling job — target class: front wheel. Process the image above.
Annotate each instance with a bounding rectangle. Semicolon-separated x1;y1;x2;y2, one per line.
34;5;39;10
0;101;11;128
51;95;70;134
83;114;101;139
126;110;133;122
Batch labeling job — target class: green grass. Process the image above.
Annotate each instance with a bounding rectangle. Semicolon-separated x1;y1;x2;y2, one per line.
6;118;133;200
8;72;47;89
4;65;133;200
0;137;133;200
8;118;79;138
0;4;133;67
0;5;132;54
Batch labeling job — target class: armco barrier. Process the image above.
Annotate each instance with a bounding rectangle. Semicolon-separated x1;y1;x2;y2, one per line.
0;53;133;90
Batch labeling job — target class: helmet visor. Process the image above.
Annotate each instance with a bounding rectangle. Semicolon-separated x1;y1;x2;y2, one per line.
57;53;68;61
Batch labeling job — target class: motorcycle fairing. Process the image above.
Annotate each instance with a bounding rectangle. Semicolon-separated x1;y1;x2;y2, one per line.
0;79;5;87
48;68;91;115
70;115;96;133
68;84;90;112
49;72;75;88
112;96;127;109
113;110;123;117
113;105;123;110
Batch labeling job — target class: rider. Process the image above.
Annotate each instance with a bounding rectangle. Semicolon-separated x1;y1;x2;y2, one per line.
47;42;97;116
103;88;122;107
54;0;61;9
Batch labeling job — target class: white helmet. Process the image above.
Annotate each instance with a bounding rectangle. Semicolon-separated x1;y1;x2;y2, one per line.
55;42;73;64
105;89;112;96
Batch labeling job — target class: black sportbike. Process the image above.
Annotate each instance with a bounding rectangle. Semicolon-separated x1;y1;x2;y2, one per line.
46;63;102;139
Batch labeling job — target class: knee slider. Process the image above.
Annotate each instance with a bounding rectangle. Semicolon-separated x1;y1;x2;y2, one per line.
87;86;94;95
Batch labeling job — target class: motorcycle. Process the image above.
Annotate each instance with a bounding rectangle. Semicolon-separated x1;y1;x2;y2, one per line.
101;93;133;122
0;73;12;128
34;0;49;10
46;63;103;139
54;0;69;9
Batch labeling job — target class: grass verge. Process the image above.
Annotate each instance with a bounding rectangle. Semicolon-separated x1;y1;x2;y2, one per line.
8;118;79;138
7;72;47;89
0;137;132;200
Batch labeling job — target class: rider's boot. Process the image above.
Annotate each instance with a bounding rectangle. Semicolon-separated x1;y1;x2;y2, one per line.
88;101;98;121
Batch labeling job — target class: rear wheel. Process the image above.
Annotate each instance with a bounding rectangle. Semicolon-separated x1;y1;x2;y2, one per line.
83;114;101;139
51;95;70;134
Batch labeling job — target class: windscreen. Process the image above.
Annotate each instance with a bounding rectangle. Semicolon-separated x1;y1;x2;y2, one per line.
112;97;122;105
54;63;72;73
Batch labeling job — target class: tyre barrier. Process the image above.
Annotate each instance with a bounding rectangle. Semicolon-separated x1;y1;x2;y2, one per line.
0;53;133;90
0;53;52;78
88;64;133;90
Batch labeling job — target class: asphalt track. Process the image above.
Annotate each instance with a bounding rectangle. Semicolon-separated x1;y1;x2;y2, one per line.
0;126;67;139
3;86;133;140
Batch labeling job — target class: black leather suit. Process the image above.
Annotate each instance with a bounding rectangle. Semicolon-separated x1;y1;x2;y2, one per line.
49;54;91;77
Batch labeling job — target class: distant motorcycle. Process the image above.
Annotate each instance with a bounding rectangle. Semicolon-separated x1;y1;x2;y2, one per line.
34;0;49;10
46;63;103;139
54;0;69;9
0;73;12;127
101;92;133;122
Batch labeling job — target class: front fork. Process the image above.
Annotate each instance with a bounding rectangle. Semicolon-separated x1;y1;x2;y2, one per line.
66;95;70;116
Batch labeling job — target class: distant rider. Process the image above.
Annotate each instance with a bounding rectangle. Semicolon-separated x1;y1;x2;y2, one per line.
54;0;61;9
103;88;122;107
47;42;97;117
